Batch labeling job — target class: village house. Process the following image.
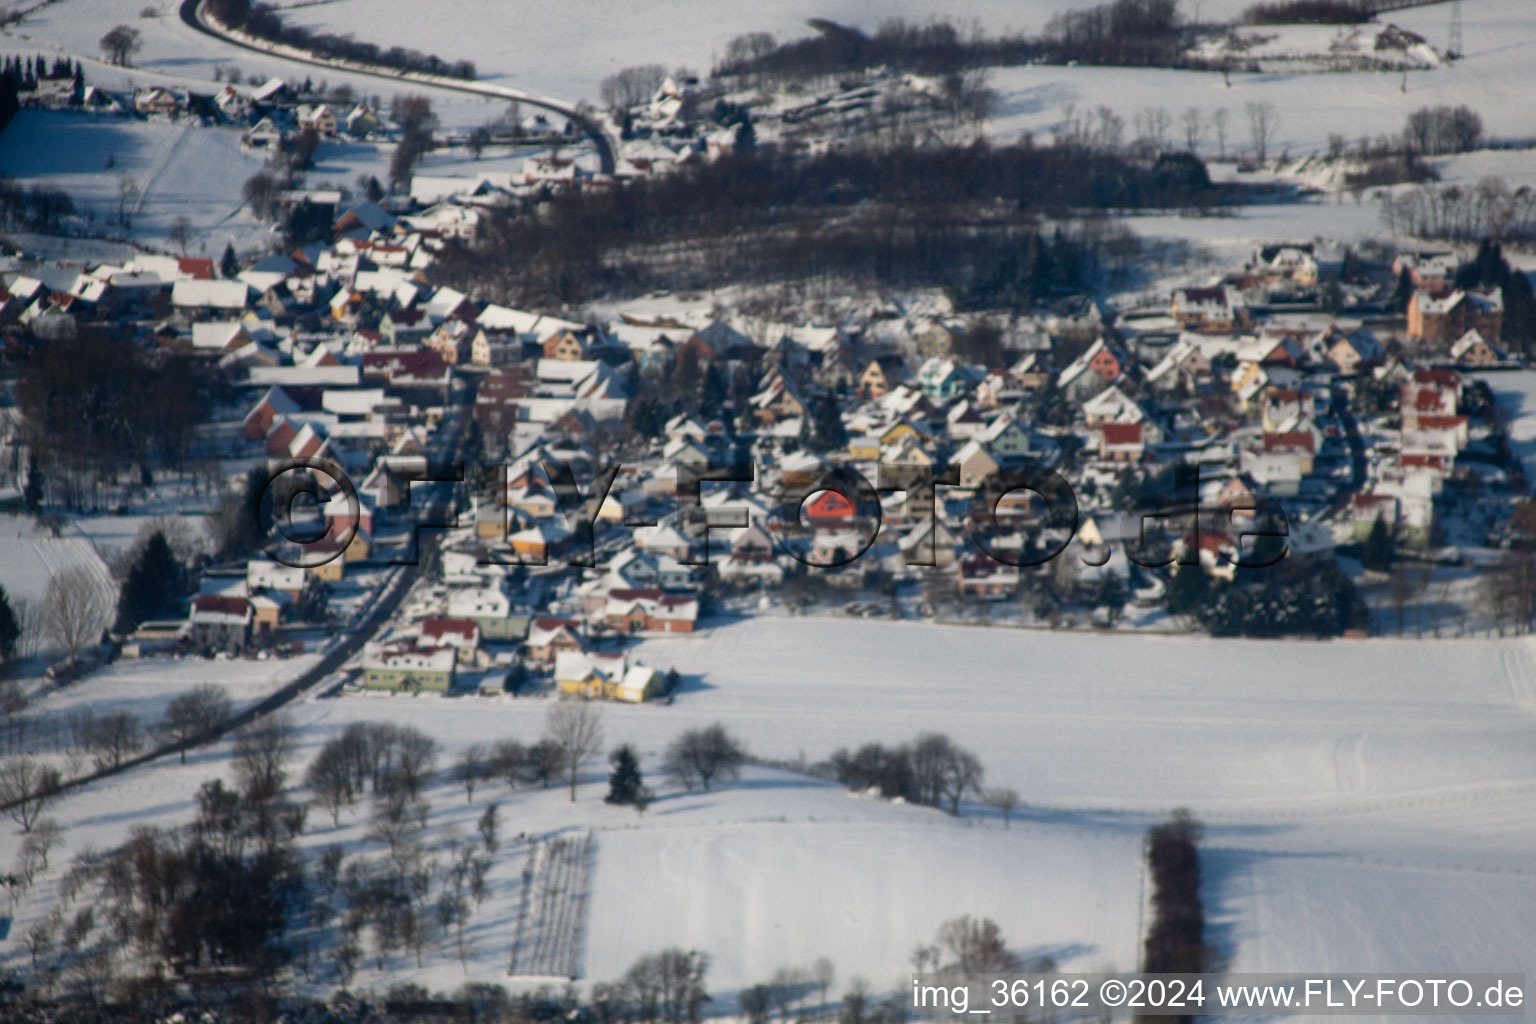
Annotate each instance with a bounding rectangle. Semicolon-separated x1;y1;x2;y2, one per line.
185;595;253;653
1449;329;1503;366
603;589;699;633
134;85;183;118
554;651;661;702
857;355;912;399
525;618;585;662
1400;369;1461;429
1407;287;1503;345
956;554;1018;599
294;103;338;136
1392;251;1458;291
361;641;456;693
1171;285;1244;331
420;617;481;653
1098;422;1146;462
446;585;525;640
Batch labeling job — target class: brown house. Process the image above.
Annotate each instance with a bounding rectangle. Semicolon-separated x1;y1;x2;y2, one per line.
1407;288;1503;345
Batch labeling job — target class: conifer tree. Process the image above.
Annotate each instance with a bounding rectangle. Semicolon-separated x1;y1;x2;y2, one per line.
605;744;644;806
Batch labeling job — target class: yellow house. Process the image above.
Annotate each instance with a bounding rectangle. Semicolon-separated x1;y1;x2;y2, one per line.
879;419;930;447
554;651;661;703
307;558;345;583
342;530;371;563
845;435;882;462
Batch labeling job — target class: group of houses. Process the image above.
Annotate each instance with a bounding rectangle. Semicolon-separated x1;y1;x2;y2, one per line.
3;195;1518;680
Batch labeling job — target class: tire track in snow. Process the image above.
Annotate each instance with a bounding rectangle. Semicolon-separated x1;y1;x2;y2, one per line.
134;122;194;219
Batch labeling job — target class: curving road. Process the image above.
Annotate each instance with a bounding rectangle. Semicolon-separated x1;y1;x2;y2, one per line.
176;0;615;173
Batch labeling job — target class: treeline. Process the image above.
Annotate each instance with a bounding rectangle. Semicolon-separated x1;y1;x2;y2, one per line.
823;732;984;814
0;53;79;133
717;0;1192;78
440;142;1213;308
15;332;218;509
1243;0;1370;24
1140;810;1205;1021
1380;178;1536;247
1169;559;1366;638
1402;104;1483;156
716;18;1040;79
2;54;81;91
205;0;476;80
1042;0;1183;67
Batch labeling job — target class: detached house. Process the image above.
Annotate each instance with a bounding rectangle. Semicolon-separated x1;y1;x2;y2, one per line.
134;85;182;118
525;618;585;662
555;652;661;703
186;596;253;653
1171;285;1244;331
295;103;338;136
1407;287;1503;345
858;355;911;399
1098;422;1146;462
604;589;699;633
362;641;456;693
1450;329;1503;366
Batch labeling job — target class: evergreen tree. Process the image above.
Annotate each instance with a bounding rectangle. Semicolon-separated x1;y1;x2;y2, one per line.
114;531;182;634
810;393;847;453
735;116;756;152
21;453;43;515
1362;514;1392;572
1391;266;1414;313
605;744;644;806
220;241;239;279
1167;564;1209;617
0;583;19;663
1093;570;1128;625
1502;265;1536;358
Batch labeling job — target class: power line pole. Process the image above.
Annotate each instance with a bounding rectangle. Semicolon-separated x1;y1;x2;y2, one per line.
1448;0;1463;59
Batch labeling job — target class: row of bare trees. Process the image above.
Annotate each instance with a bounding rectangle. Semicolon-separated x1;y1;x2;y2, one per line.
1379;177;1536;243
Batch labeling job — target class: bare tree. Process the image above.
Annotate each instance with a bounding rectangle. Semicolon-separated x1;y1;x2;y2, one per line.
42;566;112;673
1180;106;1202;153
545;701;603;801
599;64;666;112
242;172;279;221
86;711;143;770
156;684;233;763
233;713;296;799
1246;100;1279;163
663;723;747;792
452;743;488;802
467;126;491;160
812;956;835;1010
1212;107;1228;159
116;175;140;227
0;756;62;831
936;915;1019;973
167;216;194;257
99;25;142;66
983;788;1021;828
29;817;63;868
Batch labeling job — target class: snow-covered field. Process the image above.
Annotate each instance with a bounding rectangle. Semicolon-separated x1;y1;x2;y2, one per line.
5;616;1536;1002
276;0;1260;103
0;109;272;252
1478;370;1536;480
29;650;319;725
0;514;113;607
